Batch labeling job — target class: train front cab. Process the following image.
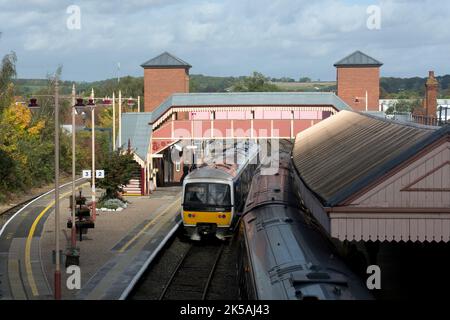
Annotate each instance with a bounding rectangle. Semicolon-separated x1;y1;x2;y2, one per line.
182;180;235;240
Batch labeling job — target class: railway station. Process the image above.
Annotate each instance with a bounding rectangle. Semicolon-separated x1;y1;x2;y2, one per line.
1;50;449;302
121;51;379;191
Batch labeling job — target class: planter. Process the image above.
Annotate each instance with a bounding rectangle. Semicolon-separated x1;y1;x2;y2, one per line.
65;247;80;267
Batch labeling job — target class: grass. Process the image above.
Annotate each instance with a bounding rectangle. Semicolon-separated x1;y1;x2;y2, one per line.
271;81;336;92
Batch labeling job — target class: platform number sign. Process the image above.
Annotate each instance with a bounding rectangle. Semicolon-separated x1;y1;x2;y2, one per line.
82;170;91;178
96;170;105;179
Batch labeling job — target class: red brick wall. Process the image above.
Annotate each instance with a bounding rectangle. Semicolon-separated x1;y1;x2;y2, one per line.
144;68;189;112
425;72;438;117
425;86;438;117
336;67;380;111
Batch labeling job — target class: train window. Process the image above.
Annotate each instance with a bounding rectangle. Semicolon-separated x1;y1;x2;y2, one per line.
184;183;231;211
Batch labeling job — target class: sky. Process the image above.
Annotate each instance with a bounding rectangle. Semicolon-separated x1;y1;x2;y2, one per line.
0;0;449;82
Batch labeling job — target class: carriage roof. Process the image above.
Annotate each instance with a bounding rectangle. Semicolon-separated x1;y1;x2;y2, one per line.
184;140;258;183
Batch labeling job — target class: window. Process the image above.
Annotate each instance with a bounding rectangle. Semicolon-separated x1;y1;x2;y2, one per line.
184;183;231;211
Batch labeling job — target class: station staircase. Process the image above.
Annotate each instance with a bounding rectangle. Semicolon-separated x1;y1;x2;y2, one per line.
122;162;143;196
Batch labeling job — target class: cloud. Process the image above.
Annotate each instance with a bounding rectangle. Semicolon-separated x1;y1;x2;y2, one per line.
0;0;449;81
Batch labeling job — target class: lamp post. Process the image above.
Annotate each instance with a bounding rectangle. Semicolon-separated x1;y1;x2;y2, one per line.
112;92;116;150
72;97;86;247
30;77;62;299
118;90;122;148
86;98;97;221
71;85;76;247
53;77;61;300
28;80;82;300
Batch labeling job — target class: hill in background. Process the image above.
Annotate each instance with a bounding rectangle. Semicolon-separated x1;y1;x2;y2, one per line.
13;73;450;99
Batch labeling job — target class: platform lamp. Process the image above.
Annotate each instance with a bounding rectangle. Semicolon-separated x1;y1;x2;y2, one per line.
127;97;135;111
28;76;62;300
86;98;97;221
71;97;86;248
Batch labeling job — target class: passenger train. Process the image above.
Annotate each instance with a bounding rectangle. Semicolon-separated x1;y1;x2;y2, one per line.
181;140;259;240
237;141;372;300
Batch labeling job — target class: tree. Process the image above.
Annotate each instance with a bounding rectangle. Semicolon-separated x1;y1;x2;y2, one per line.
299;77;311;83
385;99;423;114
231;72;280;92
96;148;136;200
0;51;17;112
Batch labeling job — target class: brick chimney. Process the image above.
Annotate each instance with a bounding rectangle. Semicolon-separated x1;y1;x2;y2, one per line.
424;71;438;118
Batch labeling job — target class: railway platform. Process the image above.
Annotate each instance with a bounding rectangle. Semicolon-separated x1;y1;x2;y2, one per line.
0;184;182;300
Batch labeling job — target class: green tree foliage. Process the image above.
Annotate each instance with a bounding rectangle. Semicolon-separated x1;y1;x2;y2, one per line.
96;148;136;200
0;51;17;112
0;54;111;203
232;72;280;92
385;99;423;114
189;74;238;92
381;75;450;98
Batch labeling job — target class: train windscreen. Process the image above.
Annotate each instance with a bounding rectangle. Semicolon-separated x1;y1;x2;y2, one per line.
184;183;231;212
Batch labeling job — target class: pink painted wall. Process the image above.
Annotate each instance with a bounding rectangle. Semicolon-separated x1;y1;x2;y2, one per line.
273;120;291;137
330;216;450;242
189;110;328;120
351;141;450;208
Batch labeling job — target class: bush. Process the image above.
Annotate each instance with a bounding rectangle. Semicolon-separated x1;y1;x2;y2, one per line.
99;198;127;210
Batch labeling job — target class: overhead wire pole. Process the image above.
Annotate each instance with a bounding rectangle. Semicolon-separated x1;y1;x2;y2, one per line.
54;76;61;300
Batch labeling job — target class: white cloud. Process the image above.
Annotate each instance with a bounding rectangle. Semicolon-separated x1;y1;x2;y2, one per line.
0;0;449;80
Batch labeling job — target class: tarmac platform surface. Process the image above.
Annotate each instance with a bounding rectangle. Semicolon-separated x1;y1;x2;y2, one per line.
0;183;181;300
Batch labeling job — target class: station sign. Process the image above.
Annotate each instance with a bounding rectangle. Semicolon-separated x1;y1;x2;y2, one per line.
82;170;91;178
96;170;105;179
82;169;105;178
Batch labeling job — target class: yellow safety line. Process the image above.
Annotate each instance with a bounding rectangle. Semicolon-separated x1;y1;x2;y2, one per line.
25;184;88;297
118;199;181;253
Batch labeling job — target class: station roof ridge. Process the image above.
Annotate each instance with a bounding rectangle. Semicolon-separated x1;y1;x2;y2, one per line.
150;91;351;124
334;50;383;67
141;51;192;69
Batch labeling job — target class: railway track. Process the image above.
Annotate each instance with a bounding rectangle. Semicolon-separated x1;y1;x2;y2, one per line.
0;198;36;230
0;178;85;235
159;241;225;300
128;139;293;301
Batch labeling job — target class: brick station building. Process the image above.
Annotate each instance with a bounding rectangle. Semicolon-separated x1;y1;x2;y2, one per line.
121;50;384;193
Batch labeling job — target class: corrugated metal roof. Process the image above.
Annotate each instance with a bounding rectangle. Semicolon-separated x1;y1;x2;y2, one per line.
120;112;153;161
151;92;351;123
141;52;192;69
292;110;446;206
334;50;383;67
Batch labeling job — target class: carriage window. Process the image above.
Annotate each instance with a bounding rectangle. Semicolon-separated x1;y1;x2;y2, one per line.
184;183;231;210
